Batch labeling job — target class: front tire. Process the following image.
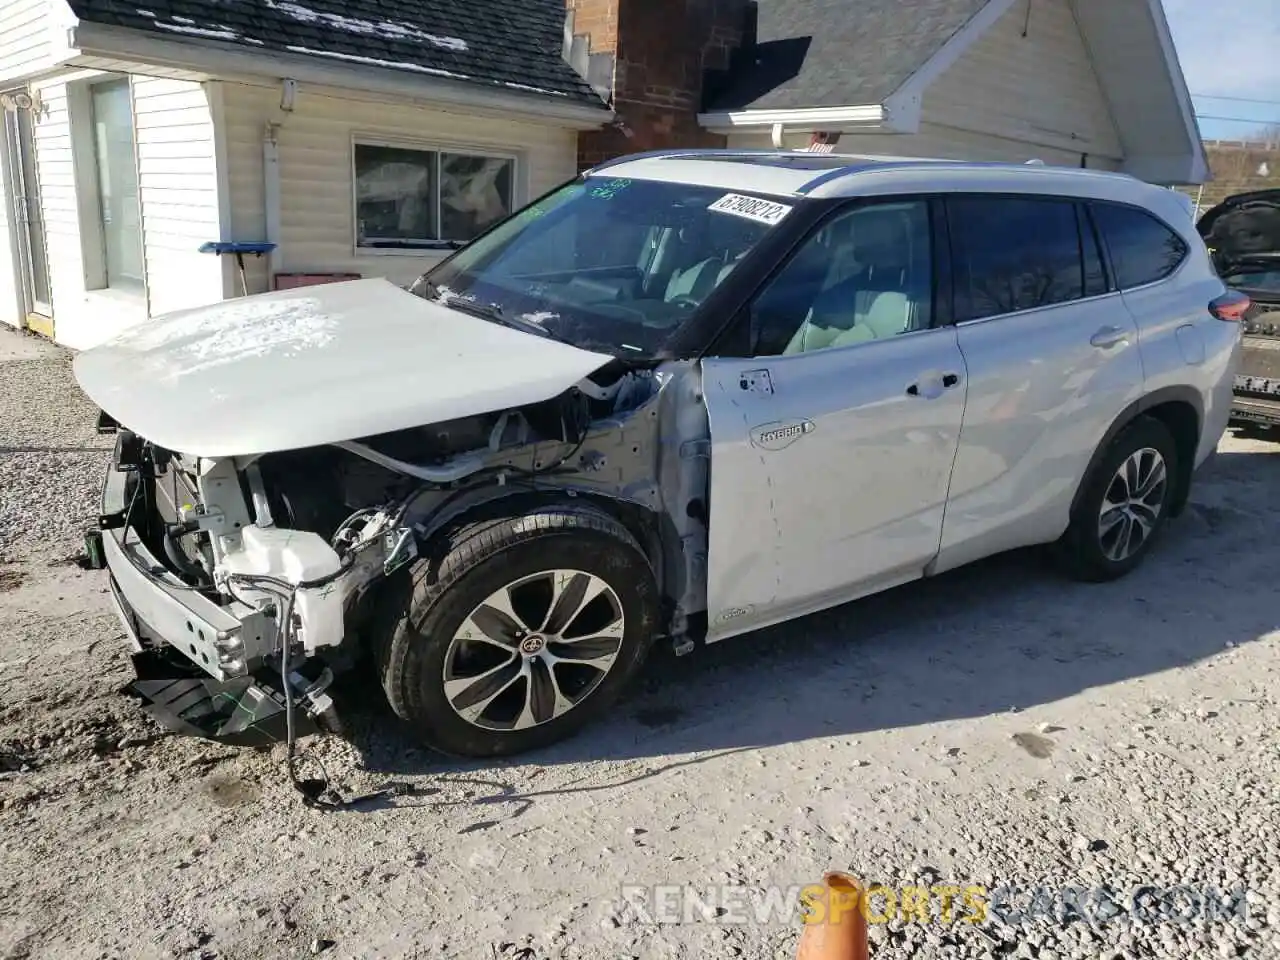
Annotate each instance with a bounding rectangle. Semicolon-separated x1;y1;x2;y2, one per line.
1056;416;1179;582
377;503;660;757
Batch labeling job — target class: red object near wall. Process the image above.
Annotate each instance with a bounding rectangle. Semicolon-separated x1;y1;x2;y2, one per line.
273;273;361;290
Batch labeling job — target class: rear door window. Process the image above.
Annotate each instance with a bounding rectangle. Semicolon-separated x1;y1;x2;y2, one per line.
1091;202;1189;290
947;196;1086;322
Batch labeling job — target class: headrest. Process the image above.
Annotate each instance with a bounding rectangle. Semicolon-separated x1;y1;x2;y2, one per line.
849;208;910;271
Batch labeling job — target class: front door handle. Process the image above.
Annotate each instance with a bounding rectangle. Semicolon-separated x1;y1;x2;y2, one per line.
907;373;957;399
1090;325;1130;349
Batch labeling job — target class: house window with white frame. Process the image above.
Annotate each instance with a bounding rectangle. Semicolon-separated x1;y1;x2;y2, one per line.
353;140;516;250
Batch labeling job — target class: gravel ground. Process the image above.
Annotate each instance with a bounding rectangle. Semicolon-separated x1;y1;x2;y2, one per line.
0;332;113;564
1;324;1279;960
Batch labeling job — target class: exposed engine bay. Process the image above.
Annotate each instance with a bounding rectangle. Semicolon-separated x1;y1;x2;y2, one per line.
98;360;711;749
68;273;724;801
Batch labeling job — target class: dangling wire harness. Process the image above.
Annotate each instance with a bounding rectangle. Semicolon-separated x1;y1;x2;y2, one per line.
109;402;598;807
223;546;393;810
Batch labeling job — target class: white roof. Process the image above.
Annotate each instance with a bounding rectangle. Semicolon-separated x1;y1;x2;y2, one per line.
588;150;1190;230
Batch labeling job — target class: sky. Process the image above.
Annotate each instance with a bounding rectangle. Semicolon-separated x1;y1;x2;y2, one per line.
1162;0;1280;141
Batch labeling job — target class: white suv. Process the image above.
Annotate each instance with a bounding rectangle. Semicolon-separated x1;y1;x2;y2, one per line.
77;150;1244;760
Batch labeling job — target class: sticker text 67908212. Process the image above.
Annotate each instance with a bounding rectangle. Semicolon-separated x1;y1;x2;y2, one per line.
708;193;793;226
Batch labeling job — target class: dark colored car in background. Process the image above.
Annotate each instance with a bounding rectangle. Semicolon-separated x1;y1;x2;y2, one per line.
1198;189;1280;428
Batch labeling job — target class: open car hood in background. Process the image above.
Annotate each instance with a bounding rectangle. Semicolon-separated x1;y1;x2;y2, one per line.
73;278;615;458
1197;189;1280;270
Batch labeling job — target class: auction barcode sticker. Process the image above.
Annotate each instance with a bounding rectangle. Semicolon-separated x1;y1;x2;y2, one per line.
708;193;793;225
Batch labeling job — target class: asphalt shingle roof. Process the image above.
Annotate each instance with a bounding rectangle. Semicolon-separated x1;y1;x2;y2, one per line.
705;0;990;113
70;0;607;108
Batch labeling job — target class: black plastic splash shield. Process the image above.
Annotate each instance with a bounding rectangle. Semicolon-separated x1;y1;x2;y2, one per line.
124;651;320;748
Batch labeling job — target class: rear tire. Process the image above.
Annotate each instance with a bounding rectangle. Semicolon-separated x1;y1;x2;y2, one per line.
376;503;660;758
1055;416;1179;583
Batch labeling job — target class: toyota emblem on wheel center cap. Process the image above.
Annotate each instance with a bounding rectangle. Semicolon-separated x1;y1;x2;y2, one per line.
519;635;547;655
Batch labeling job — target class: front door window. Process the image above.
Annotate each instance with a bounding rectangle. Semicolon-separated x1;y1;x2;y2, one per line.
700;198;966;639
748;200;934;356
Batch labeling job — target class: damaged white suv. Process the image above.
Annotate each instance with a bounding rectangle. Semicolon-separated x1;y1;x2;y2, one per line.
77;150;1243;758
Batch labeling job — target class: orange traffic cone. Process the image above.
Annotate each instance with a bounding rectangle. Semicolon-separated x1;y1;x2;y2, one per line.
795;871;870;960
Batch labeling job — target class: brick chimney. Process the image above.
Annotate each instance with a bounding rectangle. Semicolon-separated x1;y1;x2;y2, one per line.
564;0;750;170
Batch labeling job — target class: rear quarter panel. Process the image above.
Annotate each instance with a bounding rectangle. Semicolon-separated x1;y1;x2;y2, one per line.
1124;254;1241;468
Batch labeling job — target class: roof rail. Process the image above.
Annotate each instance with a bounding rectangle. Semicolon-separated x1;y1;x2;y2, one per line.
585;146;820;174
796;157;1143;197
585;148;731;173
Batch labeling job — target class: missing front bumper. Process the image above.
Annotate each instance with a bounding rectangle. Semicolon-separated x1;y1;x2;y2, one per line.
124;648;322;748
96;462;275;681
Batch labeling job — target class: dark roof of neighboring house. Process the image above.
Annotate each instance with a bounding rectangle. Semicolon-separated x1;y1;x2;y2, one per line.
704;0;990;113
68;0;606;108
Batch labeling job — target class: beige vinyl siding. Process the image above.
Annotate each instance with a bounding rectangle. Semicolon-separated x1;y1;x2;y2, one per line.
920;0;1122;164
1072;0;1199;184
0;0;60;85
728;127;1119;170
22;74;225;349
29;78;109;349
220;82;579;293
730;0;1122;171
132;77;225;317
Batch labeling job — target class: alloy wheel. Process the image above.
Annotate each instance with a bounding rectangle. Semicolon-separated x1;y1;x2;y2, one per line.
1097;447;1169;563
442;569;626;731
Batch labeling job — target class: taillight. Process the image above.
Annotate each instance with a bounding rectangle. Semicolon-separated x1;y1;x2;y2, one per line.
1210;289;1250;322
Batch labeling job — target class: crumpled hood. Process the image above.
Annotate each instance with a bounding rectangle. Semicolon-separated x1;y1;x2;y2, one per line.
73;278;614;457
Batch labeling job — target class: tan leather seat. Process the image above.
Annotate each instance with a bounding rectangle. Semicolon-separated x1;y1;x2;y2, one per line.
783;209;917;354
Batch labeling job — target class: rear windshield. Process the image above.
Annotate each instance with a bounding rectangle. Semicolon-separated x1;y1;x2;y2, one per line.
411;176;795;357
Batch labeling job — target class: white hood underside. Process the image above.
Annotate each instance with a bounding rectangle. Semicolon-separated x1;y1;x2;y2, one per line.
73;278;615;457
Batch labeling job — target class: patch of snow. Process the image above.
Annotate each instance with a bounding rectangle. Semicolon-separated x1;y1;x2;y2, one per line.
502;81;569;98
283;46;469;80
265;0;468;52
135;8;156;17
171;14;194;24
153;21;240;41
520;311;560;325
120;296;337;383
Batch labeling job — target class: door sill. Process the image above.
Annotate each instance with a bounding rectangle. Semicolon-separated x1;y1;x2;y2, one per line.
25;313;54;339
705;565;926;645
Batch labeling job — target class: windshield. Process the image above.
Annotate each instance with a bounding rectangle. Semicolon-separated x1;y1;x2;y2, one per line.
409;176;794;357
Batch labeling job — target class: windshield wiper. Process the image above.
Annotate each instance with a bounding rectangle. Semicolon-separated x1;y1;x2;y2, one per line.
436;293;557;339
412;278;577;343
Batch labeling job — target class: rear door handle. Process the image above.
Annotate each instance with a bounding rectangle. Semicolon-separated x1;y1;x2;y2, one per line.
1090;325;1130;349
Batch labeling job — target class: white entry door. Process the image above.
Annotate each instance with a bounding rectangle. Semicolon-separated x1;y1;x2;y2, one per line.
4;97;53;325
